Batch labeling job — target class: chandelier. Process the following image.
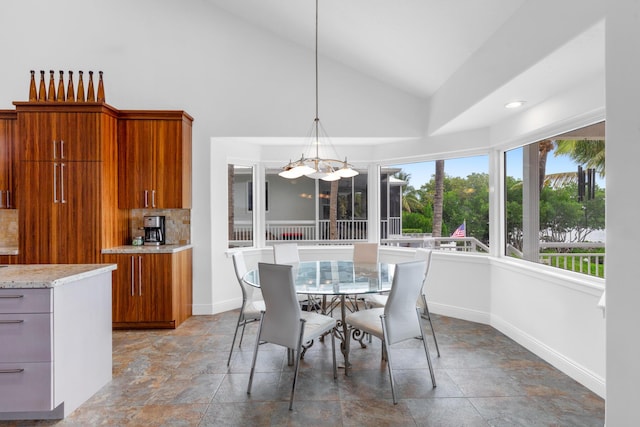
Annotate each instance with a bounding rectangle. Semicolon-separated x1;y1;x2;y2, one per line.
278;0;358;182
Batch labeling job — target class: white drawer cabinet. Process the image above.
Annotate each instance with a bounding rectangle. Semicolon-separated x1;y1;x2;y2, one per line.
0;289;53;413
0;288;52;313
0;268;113;420
0;362;53;412
0;313;52;362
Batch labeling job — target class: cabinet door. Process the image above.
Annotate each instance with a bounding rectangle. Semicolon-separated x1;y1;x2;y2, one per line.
154;120;190;208
117;120;154;208
53;162;101;263
17;112;55;161
137;254;173;323
54;112;101;161
19;161;101;264
105;254;140;323
0;112;16;208
19;112;101;162
18;162;55;264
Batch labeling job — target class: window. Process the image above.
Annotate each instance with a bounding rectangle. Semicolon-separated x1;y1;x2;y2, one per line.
381;155;489;251
318;173;368;240
504;122;605;277
228;164;254;248
260;170;368;242
247;181;268;212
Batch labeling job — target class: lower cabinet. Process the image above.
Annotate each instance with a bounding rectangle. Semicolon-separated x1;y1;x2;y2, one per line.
0;271;112;420
0;255;17;264
105;248;192;329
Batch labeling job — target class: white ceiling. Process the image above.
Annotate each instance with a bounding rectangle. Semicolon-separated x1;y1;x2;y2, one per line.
207;0;605;136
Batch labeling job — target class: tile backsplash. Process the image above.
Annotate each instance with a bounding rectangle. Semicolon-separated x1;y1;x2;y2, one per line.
0;208;191;248
0;210;18;247
129;209;191;245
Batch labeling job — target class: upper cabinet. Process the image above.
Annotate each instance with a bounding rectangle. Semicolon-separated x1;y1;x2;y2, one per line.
0;111;17;208
14;103;118;162
14;103;122;264
118;111;192;209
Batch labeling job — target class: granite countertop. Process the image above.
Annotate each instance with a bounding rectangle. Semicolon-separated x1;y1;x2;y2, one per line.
0;247;18;256
102;244;193;254
0;264;117;289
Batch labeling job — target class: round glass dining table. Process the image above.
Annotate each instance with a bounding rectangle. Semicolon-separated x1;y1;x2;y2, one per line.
243;260;395;366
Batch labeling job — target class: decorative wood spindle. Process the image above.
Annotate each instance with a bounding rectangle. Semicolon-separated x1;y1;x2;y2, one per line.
57;70;65;102
66;70;75;102
38;70;46;102
47;70;56;101
97;71;105;103
77;71;85;102
87;70;95;102
29;70;37;102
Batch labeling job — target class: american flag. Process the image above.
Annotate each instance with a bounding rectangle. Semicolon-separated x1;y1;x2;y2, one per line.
451;223;466;238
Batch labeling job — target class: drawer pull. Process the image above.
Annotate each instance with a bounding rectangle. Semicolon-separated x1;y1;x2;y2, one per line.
0;295;24;299
0;319;24;324
0;369;25;374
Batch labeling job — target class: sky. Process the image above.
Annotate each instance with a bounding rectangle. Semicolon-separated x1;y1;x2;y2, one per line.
394;148;606;189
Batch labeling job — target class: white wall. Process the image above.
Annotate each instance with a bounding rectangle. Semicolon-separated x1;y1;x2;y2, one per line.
605;1;640;425
491;260;605;396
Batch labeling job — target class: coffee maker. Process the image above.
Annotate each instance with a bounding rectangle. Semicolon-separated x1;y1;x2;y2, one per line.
143;215;166;245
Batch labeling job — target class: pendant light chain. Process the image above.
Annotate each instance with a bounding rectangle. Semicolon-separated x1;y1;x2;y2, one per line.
278;0;358;181
315;0;320;158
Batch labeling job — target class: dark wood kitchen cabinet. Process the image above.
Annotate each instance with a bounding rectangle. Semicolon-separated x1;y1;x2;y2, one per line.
117;111;192;209
104;248;192;329
15;103;125;264
0;111;17;208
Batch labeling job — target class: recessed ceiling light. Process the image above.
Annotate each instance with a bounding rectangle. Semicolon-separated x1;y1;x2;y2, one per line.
505;100;526;109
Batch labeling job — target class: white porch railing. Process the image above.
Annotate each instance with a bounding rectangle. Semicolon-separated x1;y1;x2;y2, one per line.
231;221;604;278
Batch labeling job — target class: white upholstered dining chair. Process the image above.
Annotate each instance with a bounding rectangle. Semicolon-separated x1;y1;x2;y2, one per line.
227;252;265;366
353;242;379;264
344;259;436;404
364;248;440;357
272;242;300;265
247;262;337;410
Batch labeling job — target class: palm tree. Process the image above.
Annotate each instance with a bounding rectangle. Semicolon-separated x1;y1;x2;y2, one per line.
432;160;445;237
329;179;339;239
554;139;605;176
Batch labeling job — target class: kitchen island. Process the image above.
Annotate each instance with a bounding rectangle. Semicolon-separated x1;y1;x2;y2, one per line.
0;264;116;420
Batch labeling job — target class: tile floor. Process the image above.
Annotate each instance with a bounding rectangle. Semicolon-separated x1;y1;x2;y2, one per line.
1;312;604;426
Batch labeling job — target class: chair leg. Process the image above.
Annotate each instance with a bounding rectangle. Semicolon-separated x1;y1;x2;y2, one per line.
289;319;306;411
380;314;398;404
247;313;265;395
331;327;337;379
344;325;351;377
421;294;440;357
416;307;437;387
227;309;244;366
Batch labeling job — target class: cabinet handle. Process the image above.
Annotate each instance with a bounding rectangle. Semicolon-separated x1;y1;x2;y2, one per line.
0;320;24;324
0;295;24;299
144;190;149;208
152;190;156;208
60;139;65;159
0;369;24;374
53;163;59;203
53;140;57;159
6;190;9;208
0;190;4;208
130;256;135;297
60;163;66;204
138;256;143;296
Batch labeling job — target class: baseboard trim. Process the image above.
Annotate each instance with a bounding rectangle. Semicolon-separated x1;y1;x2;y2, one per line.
490;313;605;398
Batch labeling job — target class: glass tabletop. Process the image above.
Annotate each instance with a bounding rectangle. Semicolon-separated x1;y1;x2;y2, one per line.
243;260;395;295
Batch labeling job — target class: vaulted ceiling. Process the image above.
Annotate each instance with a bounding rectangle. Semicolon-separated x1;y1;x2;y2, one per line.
207;0;605;136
